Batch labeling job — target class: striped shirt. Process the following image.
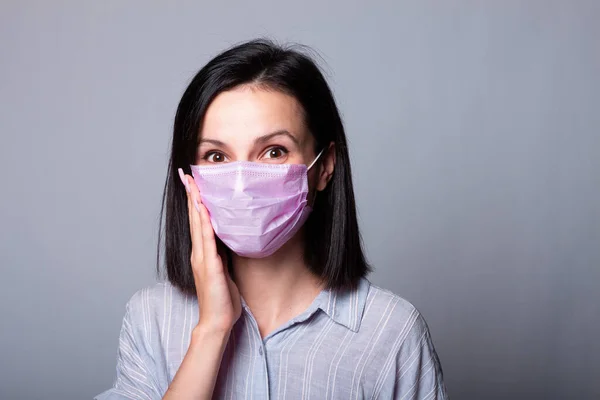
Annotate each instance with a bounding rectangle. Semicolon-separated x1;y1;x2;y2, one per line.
95;277;447;399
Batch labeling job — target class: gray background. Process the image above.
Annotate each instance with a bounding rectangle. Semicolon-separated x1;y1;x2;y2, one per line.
1;1;598;399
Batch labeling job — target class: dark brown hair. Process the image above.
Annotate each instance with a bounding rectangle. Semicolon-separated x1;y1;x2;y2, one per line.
157;39;371;295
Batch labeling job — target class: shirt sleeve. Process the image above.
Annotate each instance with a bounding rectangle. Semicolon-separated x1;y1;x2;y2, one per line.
393;313;448;399
94;293;163;400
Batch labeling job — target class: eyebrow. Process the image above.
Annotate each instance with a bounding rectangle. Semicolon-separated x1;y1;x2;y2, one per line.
254;130;300;146
198;138;227;147
199;130;300;147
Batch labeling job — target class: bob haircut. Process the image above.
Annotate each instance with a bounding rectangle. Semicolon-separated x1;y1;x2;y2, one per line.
158;39;370;295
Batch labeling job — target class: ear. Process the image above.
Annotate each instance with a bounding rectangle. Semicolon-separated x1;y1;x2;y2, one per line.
317;142;336;191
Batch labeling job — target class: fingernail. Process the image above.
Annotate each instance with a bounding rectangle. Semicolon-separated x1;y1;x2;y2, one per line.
193;198;201;213
177;168;190;193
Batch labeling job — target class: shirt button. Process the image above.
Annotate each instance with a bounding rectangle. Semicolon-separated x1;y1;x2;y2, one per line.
259;347;263;355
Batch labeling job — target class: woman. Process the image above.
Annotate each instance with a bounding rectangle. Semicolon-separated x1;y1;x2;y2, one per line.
96;39;447;400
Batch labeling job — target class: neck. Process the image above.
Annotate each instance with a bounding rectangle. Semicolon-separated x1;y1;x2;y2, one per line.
231;232;324;337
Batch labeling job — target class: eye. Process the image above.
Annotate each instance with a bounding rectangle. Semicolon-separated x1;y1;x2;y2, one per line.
204;151;228;163
262;146;288;160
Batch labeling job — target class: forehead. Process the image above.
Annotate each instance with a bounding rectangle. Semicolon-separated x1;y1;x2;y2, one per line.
200;85;308;143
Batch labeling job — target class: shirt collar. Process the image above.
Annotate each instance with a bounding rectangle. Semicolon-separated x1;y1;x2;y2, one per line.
317;277;371;332
239;277;371;333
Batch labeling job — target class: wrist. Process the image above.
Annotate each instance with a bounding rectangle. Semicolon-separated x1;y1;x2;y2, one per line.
191;323;231;345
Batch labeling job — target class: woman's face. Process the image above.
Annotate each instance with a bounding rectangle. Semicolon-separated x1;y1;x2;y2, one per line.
197;85;334;191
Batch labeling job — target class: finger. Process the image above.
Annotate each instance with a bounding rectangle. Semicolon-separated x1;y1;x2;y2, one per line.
198;201;219;261
177;168;190;193
187;179;219;262
181;174;194;235
177;168;194;236
182;172;204;262
186;189;199;246
177;168;193;217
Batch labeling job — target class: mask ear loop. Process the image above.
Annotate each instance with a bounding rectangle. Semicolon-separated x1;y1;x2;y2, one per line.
307;148;326;206
307;148;325;171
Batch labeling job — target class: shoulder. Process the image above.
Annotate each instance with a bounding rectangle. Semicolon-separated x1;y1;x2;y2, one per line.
123;281;196;338
359;282;447;397
364;281;427;331
361;281;432;347
126;281;192;312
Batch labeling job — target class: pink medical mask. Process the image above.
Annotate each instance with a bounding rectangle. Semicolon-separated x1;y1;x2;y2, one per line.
190;151;323;258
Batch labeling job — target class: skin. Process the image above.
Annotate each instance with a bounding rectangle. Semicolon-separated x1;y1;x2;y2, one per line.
163;85;335;399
